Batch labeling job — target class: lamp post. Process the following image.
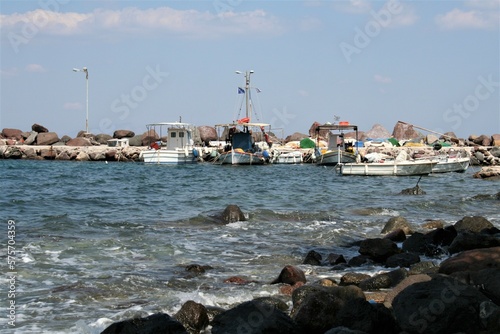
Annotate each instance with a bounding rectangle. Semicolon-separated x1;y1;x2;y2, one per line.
72;67;89;134
235;70;254;119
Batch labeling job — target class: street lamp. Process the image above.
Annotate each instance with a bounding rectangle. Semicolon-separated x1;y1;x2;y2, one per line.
72;67;89;134
235;70;254;119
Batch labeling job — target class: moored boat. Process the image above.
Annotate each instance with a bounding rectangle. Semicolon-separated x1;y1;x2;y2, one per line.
139;122;200;164
314;122;360;165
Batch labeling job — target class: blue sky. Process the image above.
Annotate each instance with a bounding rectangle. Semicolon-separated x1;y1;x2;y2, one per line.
1;0;499;139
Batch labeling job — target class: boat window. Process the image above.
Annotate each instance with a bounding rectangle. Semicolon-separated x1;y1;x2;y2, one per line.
171;132;177;138
179;132;184;138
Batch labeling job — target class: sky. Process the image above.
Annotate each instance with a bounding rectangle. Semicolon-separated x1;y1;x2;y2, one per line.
0;0;499;139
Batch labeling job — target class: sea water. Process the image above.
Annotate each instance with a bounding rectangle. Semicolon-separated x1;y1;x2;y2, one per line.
0;160;498;333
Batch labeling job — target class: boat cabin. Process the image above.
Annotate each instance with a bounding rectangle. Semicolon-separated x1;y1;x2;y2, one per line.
107;138;129;148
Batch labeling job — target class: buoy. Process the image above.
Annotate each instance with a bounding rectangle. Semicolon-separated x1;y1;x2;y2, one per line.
193;148;199;158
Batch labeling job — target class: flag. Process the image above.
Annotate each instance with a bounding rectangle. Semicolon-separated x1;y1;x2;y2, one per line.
255;88;262;93
238;87;245;94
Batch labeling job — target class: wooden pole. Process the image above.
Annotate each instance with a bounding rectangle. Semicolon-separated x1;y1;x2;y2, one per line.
397;121;459;140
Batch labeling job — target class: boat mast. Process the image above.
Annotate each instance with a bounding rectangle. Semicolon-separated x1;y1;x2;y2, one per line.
236;70;254;121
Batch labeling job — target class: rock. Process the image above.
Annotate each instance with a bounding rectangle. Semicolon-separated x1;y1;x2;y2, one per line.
141;130;159;146
223;276;256;285
100;312;188;334
285;132;309;142
422;220;445;229
339;273;371;286
24;131;38;145
32;123;48;133
75;152;90;161
185;264;207;274
358;238;400;263
55;151;71;160
221;204;245;224
480;301;500;332
383;274;432;308
448;232;500;254
383;229;407;242
303;250;322;266
331;297;400;334
3;146;23;159
392;122;421;141
113;129;135;139
271;265;306;285
197;126;217;144
469;268;500;305
392;275;490;334
365;124;391;139
40;148;56;160
291;285;365;334
66;137;92;146
128;135;143;146
400;184;426;195
326;253;347;265
426;134;439;144
22;147;37;159
1;128;23;140
409;261;439;275
385;252;420;268
36;132;59;145
474;166;500;178
95;134;112;145
439;247;500;274
89;151;106;161
174;300;209;334
491;134;500;147
381;216;413;235
211;299;297;334
358;268;408;291
402;232;442;257
454;216;495;233
347;255;373;267
425;226;457;247
60;135;72;143
324;327;368;334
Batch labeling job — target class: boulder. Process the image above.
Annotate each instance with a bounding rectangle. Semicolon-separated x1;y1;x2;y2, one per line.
303;250;322;266
129;135;143;146
221;204;246;224
55;151;71;161
291;285;365;334
473;166;500;178
24;131;38;145
95;134;112;145
66;137;92;146
381;216;413;235
454;216;494;233
448;232;500;254
421;220;445;229
174;300;209;334
439;247;500;275
2;128;23;140
285;132;309;143
402;232;442;257
358;238;400;263
101;313;187;334
383;274;432;308
141;130;159;146
358;268;408;291
339;273;371;286
22;147;37;159
392;122;421;140
32;123;48;133
426;134;439;144
385;252;420;268
3;146;23;159
331;297;400;334
36;132;59;145
309;121;323;138
197;126;217;144
60;135;72;143
392;275;490;334
75;152;90;161
40;148;56;160
365;124;391;139
211;299;297;334
89;151;106;161
492;134;500;147
326;253;347;265
271;265;306;285
383;229;407;242
113;129;135;139
469;268;500;305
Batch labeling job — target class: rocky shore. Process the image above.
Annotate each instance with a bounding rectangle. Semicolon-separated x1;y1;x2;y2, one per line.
99;205;500;334
2;122;500;178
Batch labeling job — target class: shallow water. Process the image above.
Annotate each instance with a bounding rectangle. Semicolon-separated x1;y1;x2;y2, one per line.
1;160;498;333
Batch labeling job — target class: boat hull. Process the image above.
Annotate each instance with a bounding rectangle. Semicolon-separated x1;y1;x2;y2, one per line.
431;157;470;173
214;150;266;165
272;150;303;164
316;150;357;165
339;160;436;176
140;149;198;164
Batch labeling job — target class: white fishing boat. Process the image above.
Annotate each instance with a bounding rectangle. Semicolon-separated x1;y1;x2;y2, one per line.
338;150;437;176
271;149;304;164
139;122;200;164
213;70;272;165
431;154;470;173
314;122;360;165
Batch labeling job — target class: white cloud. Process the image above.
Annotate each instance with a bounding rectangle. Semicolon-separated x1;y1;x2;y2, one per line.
435;8;499;30
63;102;83;110
0;7;284;38
374;74;392;84
334;0;372;14
25;64;46;73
